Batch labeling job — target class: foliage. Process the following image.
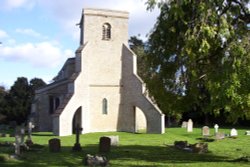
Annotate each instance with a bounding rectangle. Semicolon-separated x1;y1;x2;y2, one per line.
146;0;250;123
0;77;46;125
0;128;250;166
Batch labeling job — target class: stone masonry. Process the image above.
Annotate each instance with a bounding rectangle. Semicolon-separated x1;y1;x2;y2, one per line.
31;8;165;136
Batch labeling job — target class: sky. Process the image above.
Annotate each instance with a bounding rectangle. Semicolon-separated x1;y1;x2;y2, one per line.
0;0;160;89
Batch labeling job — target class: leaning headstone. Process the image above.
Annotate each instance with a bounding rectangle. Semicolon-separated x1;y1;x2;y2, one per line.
230;128;238;137
191;143;208;154
72;124;83;151
105;136;119;146
202;126;210;137
245;131;250;135
49;138;61;152
187;119;193;132
181;121;187;128
215;132;225;140
214;124;219;134
99;137;111;153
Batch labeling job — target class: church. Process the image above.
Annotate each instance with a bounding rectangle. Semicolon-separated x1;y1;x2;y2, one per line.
31;8;165;136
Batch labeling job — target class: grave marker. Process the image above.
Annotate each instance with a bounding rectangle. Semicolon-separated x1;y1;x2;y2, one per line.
49;138;61;152
72;124;83;151
187;119;193;132
230;128;238;137
214;124;219;134
202;126;210;137
181;121;187;128
99;137;111;153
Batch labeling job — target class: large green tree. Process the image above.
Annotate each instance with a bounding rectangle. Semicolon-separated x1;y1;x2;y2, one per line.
145;0;250;123
2;77;46;124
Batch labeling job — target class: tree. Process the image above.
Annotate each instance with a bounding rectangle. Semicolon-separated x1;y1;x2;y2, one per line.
2;77;46;124
129;36;149;80
4;77;31;124
146;0;250;123
29;78;46;95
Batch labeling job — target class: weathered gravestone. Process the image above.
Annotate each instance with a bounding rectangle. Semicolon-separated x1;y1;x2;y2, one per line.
26;121;34;146
215;132;225;140
99;137;111;153
49;138;61;152
181;121;187;128
202;126;210;137
230;128;238;137
72;124;83;151
187;119;193;132
84;154;108;167
105;136;119;146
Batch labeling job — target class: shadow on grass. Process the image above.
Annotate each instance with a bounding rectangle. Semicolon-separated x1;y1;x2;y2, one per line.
32;133;54;137
0;144;238;167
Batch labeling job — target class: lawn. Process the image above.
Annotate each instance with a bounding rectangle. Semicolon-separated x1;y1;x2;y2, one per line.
0;127;250;166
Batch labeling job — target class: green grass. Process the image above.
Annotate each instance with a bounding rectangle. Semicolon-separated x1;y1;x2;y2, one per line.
0;127;250;166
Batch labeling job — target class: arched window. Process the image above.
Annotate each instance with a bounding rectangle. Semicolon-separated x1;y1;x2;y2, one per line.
102;98;108;114
102;23;111;40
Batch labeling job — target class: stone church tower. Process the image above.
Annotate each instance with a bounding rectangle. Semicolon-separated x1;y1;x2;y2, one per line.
32;8;165;136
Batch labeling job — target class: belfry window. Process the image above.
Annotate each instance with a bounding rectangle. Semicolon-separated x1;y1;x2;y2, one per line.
102;23;111;40
102;98;108;114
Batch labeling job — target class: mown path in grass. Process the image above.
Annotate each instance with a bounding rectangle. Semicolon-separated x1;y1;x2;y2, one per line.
0;127;249;166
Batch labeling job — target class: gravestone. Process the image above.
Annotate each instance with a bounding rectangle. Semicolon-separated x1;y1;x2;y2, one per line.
105;136;119;146
72;124;83;151
99;137;111;153
230;128;238;137
20;126;25;144
187;119;193;132
181;121;187;128
84;154;108;167
49;138;61;152
215;132;225;140
26;121;34;146
245;131;250;135
214;124;219;134
202;126;210;137
14;133;21;156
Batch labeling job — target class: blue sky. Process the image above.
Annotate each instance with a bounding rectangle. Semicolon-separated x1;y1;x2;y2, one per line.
0;0;160;88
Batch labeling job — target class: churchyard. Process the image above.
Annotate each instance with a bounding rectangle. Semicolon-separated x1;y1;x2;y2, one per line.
0;126;250;167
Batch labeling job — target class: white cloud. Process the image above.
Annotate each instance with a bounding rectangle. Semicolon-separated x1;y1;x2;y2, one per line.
0;41;74;68
15;28;48;39
2;0;36;10
36;0;160;41
0;29;9;39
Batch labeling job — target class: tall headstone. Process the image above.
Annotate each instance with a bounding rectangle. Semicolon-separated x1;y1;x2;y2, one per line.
214;124;219;134
202;126;210;136
26;121;34;146
72;124;83;151
187;119;193;132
